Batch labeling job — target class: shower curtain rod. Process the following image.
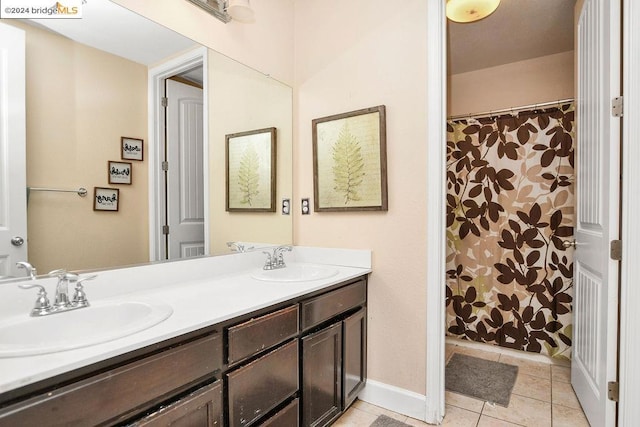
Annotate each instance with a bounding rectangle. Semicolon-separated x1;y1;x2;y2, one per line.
447;98;575;121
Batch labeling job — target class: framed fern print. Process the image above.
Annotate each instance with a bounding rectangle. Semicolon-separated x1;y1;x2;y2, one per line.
312;105;388;211
225;127;277;212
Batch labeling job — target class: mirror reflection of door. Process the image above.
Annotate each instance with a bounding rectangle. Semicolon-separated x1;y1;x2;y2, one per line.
0;23;28;278
164;72;205;260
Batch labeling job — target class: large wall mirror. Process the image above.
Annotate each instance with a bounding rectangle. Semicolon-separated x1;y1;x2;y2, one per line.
0;0;292;279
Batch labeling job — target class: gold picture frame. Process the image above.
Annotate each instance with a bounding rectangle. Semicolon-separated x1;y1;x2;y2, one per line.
225;127;277;212
312;105;388;211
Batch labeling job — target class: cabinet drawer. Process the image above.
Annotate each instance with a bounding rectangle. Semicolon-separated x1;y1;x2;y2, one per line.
227;340;299;427
260;398;299;427
301;280;366;331
227;305;299;365
0;333;222;427
129;380;223;426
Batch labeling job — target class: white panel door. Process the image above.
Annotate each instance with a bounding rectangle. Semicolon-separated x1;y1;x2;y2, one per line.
572;1;621;426
0;23;28;278
165;79;204;259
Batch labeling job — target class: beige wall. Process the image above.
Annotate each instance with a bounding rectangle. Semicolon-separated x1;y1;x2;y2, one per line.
114;0;294;86
209;50;293;254
448;51;575;116
13;21;149;273
293;0;428;394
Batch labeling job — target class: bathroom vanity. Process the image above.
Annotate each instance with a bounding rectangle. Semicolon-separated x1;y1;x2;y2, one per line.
0;247;370;427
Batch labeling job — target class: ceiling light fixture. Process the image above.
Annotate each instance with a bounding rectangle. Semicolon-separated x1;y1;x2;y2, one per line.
227;0;255;23
446;0;500;23
185;0;255;24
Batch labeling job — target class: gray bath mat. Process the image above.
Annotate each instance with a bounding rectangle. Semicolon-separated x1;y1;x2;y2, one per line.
370;415;412;427
445;353;518;407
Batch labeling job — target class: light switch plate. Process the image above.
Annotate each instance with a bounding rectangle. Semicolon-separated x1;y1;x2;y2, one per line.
301;198;310;215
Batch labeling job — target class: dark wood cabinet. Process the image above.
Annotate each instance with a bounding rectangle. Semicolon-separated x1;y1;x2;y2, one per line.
130;380;223;427
300;280;368;427
0;275;367;427
227;340;298;427
0;333;222;427
227;305;299;366
260;398;299;426
302;322;343;427
343;308;366;408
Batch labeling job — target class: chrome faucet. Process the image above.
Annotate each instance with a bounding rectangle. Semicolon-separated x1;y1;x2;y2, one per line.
227;241;255;253
262;245;292;270
227;241;246;252
15;261;37;280
18;270;97;317
49;269;73;308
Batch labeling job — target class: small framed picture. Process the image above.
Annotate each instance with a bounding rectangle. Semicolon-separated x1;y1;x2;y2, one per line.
312;105;388;211
225;127;277;212
121;137;144;161
108;161;132;185
94;187;119;212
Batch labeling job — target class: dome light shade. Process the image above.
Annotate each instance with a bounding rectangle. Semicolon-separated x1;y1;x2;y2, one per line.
446;0;500;23
228;0;254;23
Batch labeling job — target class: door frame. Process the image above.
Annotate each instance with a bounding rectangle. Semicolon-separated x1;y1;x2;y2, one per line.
619;0;640;423
424;0;446;424
148;47;209;261
425;0;640;423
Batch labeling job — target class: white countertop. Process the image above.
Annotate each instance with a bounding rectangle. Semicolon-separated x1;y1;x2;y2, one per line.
0;247;371;394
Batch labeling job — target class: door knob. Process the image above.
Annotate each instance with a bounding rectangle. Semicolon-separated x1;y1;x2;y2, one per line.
562;239;577;249
11;236;24;246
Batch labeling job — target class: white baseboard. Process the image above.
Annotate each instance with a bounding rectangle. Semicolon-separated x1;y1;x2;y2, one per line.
358;379;428;422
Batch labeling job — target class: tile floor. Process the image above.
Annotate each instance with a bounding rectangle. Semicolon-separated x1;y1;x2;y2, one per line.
334;341;590;427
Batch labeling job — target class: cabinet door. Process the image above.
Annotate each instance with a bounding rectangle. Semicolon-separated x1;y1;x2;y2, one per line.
343;308;366;408
302;322;342;427
130;381;223;427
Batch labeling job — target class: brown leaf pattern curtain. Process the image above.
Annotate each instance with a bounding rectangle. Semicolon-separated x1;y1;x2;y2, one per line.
446;103;575;360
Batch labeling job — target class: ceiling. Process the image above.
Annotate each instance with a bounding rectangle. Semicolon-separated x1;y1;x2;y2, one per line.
448;0;576;75
27;0;197;66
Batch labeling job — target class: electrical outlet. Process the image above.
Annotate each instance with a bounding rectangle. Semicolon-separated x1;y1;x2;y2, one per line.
301;198;310;215
282;198;290;215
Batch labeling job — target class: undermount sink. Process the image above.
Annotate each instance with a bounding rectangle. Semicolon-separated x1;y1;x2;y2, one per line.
0;299;173;357
251;263;339;282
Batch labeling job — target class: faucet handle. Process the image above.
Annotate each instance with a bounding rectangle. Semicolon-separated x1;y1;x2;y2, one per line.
262;251;274;270
18;283;52;316
73;275;96;307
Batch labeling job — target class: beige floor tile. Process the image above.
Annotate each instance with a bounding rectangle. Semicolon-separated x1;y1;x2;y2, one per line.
477;415;525;426
404;416;431;426
350;400;408;422
446;344;456;363
452;345;501;362
511;372;551;402
441;404;481;427
552;403;590;427
551;365;571;384
445;390;485;413
551;381;582;410
498;354;551;380
332;407;378;426
481;394;551;427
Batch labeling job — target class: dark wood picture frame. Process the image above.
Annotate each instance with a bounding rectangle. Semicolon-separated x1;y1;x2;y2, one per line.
108;161;132;185
121;137;144;161
312;105;388;212
93;187;120;212
225;127;277;212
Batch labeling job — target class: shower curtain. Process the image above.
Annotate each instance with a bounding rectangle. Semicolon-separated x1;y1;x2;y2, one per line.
446;103;575;360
